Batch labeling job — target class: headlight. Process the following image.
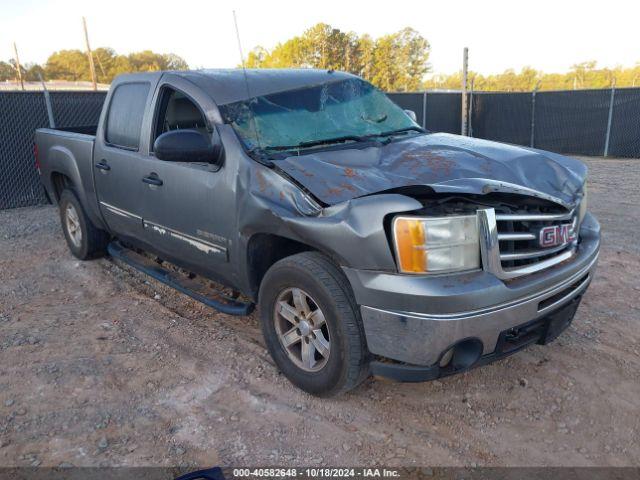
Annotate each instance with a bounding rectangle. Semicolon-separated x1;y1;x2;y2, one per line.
578;182;588;224
392;215;480;274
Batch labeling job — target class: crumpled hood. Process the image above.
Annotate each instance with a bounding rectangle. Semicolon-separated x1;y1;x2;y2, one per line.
276;133;587;208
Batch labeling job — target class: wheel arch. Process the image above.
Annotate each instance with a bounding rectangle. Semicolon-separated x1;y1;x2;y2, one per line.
45;144;108;231
50;171;75;203
245;233;343;300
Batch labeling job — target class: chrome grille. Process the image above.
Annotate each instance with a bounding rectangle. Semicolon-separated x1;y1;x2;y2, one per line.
477;208;579;280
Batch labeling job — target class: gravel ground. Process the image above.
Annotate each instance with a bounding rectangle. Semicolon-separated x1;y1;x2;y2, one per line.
0;156;638;468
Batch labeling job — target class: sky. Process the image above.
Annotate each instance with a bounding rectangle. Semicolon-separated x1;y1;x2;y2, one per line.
0;0;638;76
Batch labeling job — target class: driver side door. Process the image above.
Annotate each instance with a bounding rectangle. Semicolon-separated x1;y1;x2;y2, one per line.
135;80;235;286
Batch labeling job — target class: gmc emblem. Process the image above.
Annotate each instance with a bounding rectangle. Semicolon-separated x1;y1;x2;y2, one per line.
539;223;575;248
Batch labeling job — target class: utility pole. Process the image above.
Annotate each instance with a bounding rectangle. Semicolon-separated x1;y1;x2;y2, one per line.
461;47;469;136
468;76;474;137
530;81;540;148
13;42;24;91
82;16;97;91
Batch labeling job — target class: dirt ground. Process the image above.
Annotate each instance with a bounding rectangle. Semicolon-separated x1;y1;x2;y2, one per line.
1;156;639;468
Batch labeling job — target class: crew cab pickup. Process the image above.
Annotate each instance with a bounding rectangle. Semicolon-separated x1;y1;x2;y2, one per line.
36;69;600;396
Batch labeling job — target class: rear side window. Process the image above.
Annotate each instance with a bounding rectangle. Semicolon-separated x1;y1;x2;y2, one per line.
105;82;150;149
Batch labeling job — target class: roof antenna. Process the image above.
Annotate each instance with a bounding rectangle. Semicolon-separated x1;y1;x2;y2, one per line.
232;10;262;150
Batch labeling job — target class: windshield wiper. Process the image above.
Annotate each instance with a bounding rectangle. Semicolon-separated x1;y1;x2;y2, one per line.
371;126;426;138
260;127;425;154
264;135;368;152
363;126;427;145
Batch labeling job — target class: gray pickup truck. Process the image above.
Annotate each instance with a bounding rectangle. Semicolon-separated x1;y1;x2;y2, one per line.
36;69;600;396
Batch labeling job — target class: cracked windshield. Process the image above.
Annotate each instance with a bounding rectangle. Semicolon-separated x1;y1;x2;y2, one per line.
219;78;420;153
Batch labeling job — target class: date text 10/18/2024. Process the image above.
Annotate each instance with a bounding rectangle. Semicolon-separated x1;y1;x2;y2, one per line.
232;468;401;478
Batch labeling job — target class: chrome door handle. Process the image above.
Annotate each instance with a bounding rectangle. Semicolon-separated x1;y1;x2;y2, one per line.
142;175;163;186
95;160;110;171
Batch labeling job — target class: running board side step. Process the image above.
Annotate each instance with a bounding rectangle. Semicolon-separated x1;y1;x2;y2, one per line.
107;241;254;316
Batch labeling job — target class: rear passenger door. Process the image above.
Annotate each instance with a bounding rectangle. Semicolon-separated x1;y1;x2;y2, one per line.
94;76;160;242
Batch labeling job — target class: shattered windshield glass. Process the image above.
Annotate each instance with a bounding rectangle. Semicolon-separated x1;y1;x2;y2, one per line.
218;78;420;153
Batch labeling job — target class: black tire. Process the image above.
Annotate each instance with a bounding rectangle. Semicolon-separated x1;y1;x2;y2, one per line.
58;189;110;260
259;252;369;396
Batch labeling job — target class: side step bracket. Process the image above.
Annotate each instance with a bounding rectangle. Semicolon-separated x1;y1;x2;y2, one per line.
107;241;254;316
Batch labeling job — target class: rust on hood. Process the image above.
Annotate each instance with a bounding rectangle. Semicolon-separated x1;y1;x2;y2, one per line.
275;132;587;209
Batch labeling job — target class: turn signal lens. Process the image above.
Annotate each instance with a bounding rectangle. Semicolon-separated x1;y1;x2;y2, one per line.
393;215;480;274
394;218;427;273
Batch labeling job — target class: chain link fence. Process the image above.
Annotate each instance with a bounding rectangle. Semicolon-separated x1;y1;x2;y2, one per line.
1;88;639;210
388;87;640;158
0;91;106;209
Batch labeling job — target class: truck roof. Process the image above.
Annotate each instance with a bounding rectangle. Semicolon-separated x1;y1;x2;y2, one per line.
117;69;357;106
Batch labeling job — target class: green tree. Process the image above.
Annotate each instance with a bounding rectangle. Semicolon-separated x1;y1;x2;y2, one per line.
7;37;640;91
92;47;118;83
244;23;431;91
369;28;431;91
423;61;638;92
0;60;17;81
299;23;360;71
24;64;46;82
127;50;166;72
370;34;402;91
41;48;188;83
162;53;189;70
356;34;376;80
570;61;597;89
126;50;188;73
245;46;269;68
394;27;431;91
45;49;88;81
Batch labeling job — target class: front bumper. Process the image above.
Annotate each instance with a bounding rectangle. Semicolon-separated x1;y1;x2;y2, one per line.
342;212;600;377
370;296;583;382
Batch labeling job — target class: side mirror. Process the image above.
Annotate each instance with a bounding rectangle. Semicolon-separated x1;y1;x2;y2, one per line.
404;109;418;122
154;129;221;164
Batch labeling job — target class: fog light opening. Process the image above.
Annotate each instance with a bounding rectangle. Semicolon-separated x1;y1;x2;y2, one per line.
443;338;483;371
439;347;455;367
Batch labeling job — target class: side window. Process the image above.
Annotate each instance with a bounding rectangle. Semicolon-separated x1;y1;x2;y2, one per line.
105;82;150;150
152;87;208;147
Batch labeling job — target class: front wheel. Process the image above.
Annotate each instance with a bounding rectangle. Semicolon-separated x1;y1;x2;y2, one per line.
259;252;369;396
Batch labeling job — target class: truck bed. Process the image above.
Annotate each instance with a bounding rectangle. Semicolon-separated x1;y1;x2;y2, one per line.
35;127;96;166
35;126;100;222
54;125;98;136
37;125;97;140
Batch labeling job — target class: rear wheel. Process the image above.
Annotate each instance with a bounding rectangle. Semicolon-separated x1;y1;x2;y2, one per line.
59;189;109;260
259;252;369;396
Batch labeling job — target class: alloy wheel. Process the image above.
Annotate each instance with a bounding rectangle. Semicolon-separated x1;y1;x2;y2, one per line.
65;203;82;248
273;287;331;372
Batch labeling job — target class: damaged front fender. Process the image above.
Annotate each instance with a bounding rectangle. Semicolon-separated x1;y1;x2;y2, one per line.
239;162;423;272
